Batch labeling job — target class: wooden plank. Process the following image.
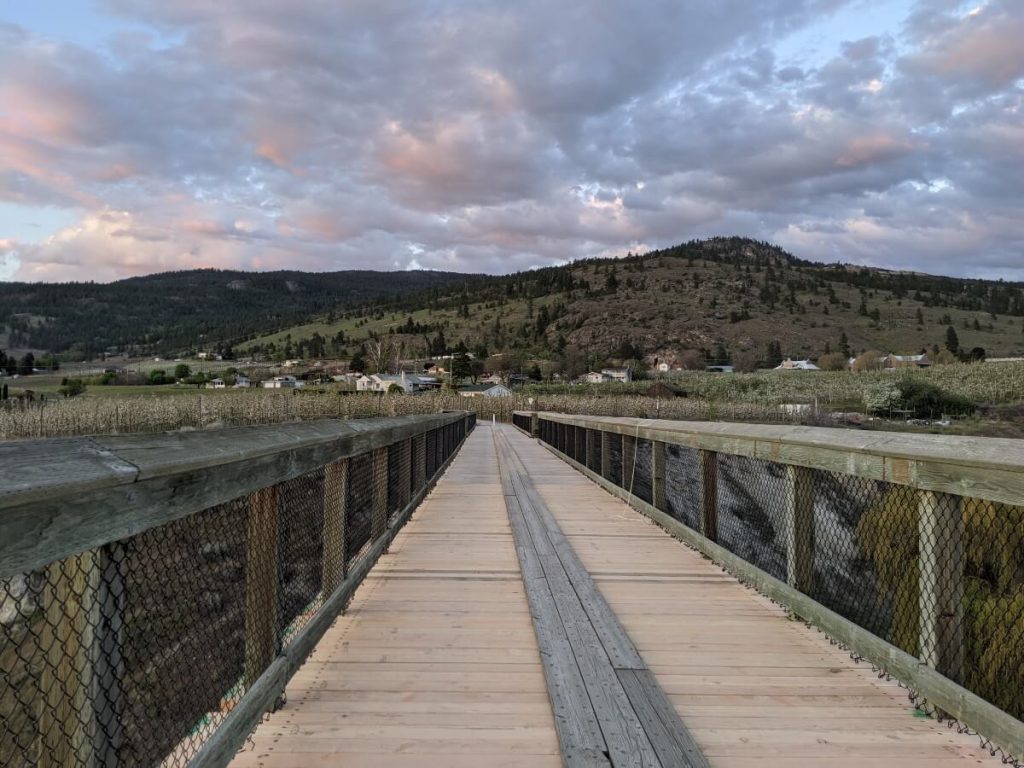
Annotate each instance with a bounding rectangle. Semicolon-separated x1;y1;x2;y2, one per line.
0;413;471;579
497;429;703;768
517;411;1024;505
601;431;612;479
496;463;611;765
616;669;709;768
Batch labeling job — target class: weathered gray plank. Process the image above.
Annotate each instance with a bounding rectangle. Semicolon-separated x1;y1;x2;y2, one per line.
0;438;138;508
515;411;1024;504
0;413;469;579
616;669;709;768
497;431;665;768
496;443;611;767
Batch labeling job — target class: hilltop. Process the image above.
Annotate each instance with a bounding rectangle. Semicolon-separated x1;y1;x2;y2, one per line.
237;238;1024;371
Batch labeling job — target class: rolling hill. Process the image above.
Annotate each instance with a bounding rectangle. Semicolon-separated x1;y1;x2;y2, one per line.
236;238;1024;370
5;238;1024;368
0;268;471;358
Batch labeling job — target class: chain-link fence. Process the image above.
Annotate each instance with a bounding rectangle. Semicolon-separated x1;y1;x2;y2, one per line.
527;412;1024;750
0;412;473;767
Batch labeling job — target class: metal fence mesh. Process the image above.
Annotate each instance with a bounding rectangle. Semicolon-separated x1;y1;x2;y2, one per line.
537;417;1024;726
0;414;472;767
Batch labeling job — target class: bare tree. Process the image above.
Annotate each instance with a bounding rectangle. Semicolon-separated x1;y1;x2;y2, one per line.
366;337;398;374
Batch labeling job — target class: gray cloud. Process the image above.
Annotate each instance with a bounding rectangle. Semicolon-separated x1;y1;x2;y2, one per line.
0;0;1021;281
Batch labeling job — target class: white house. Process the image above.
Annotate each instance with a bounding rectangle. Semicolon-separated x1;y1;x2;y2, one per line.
775;358;820;371
601;367;633;383
263;375;303;389
233;374;251;388
458;383;512;398
583;371;611;384
657;362;671;372
356;372;440;393
206;378;226;389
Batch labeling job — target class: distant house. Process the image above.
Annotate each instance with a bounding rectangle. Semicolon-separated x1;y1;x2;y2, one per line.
458;383;512;398
233;374;252;388
601;367;633;383
881;353;930;369
656;362;671;373
775;358;820;371
583;371;611;384
263;375;303;389
705;365;734;373
356;372;441;393
206;378;226;389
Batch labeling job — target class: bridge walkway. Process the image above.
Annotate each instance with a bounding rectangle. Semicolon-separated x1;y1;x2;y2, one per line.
233;423;989;767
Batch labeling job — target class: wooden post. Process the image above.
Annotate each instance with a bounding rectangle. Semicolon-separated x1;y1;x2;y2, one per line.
245;485;279;689
785;465;815;593
38;551;97;768
89;542;126;766
586;428;598;472
621;434;637;491
371;447;389;541
401;438;413;508
530;413;539;437
652;441;667;512
413;434;426;491
918;490;964;685
321;459;348;597
698;450;718;542
601;431;612;479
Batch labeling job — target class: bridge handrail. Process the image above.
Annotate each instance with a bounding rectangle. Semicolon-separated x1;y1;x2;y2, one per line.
513;410;1024;763
0;411;475;767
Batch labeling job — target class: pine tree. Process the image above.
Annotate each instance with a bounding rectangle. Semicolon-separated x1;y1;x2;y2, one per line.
945;325;960;354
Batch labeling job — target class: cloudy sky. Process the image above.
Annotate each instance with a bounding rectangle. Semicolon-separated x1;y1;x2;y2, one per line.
0;0;1021;282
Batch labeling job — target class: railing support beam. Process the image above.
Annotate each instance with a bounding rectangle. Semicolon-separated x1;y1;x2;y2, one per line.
918;490;964;687
785;465;815;594
698;450;718;542
652;441;667;512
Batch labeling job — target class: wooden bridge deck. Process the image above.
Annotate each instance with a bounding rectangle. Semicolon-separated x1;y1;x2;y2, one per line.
233;423;990;768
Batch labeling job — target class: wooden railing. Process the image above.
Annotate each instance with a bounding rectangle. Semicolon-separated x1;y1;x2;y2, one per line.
0;412;474;767
514;411;1024;763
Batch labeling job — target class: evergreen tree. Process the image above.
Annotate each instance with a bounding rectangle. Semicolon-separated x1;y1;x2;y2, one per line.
945;325;960;354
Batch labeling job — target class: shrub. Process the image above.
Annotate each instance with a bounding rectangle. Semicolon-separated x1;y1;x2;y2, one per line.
863;379;901;413
897;377;973;418
817;352;849;371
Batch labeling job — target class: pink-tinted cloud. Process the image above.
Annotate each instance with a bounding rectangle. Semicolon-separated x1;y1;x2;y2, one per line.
0;0;1022;282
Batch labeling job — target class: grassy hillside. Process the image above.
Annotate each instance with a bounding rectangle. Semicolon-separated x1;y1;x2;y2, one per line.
0;268;471;358
238;238;1024;368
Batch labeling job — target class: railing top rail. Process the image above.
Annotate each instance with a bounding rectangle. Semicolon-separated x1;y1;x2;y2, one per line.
515;411;1024;505
0;412;470;578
